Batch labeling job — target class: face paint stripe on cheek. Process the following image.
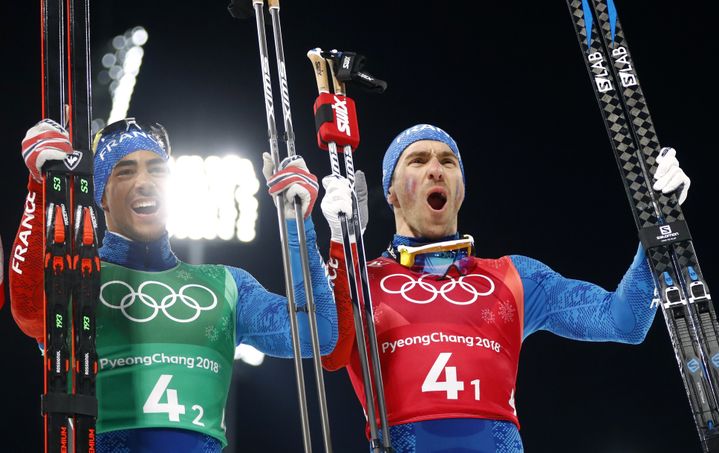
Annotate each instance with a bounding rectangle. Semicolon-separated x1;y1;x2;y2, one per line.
405;177;417;202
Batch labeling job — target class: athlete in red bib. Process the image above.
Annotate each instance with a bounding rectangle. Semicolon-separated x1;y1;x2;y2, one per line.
319;124;691;452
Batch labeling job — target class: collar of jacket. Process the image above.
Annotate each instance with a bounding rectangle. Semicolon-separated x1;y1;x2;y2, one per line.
99;230;179;271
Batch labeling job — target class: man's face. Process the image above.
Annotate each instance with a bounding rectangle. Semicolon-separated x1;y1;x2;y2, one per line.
387;140;464;239
101;150;169;242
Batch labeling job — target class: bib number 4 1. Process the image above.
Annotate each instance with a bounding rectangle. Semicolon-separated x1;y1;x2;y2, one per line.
421;352;480;401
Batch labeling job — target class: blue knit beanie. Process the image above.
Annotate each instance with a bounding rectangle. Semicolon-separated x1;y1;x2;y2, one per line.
382;124;465;206
92;119;169;206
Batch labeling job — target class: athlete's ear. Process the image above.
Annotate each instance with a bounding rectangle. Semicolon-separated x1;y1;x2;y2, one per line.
100;191;109;212
387;187;399;208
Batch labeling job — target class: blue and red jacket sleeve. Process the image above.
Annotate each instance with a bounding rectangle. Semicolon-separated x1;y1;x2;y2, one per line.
231;217;338;358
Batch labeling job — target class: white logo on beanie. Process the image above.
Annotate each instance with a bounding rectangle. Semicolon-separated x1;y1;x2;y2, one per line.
396;124;446;143
98;129;156;161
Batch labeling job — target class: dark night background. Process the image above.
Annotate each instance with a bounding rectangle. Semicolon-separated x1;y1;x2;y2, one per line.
1;1;717;452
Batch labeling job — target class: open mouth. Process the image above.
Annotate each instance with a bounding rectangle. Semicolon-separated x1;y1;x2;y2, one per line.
427;191;447;211
131;199;160;215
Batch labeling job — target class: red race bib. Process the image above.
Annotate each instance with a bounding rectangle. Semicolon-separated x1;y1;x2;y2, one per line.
347;256;524;430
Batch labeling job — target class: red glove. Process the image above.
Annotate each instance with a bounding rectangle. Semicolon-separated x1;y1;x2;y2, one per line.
263;153;319;220
21;119;73;182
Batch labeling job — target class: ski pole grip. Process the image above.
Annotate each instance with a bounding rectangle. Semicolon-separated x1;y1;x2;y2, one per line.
307;48;330;94
313;93;360;151
327;50;346;96
252;0;263;5
268;0;279;7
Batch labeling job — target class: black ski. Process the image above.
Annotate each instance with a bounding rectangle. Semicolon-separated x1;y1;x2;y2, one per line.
41;0;98;452
566;1;719;451
68;1;100;451
41;0;73;450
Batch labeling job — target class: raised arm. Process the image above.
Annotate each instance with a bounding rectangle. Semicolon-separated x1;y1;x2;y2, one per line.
10;120;75;342
517;245;657;344
232;217;337;357
518;146;694;343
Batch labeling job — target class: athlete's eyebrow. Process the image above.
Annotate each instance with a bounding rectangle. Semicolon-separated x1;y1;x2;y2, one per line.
403;148;457;161
434;149;458;160
146;158;167;167
112;160;138;171
403;148;432;159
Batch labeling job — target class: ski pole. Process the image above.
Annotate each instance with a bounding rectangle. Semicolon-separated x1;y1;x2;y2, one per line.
228;1;330;451
307;48;392;453
249;0;312;450
266;1;334;451
325;52;392;450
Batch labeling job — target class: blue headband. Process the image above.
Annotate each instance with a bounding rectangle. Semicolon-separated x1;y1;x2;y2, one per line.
381;124;465;207
93;119;168;206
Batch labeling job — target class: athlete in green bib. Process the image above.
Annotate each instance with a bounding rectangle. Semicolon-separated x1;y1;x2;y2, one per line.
10;118;337;452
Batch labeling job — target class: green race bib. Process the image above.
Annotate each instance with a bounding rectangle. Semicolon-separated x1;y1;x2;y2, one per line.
96;261;237;446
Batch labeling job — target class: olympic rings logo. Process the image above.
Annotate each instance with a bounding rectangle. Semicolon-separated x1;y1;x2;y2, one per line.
380;273;495;305
100;280;218;323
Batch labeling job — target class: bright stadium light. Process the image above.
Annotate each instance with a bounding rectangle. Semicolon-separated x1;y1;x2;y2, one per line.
93;26;149;134
107;44;144;123
131;27;149;46
167;154;260;242
234;344;265;367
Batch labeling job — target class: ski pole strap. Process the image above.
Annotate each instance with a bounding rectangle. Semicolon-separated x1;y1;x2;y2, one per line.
314;104;334;138
638;220;692;250
332;51;361;82
325;51;387;94
41;393;98;417
313;93;360;151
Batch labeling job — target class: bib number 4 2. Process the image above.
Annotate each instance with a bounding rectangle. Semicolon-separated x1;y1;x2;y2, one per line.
421;352;480;401
143;374;205;426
